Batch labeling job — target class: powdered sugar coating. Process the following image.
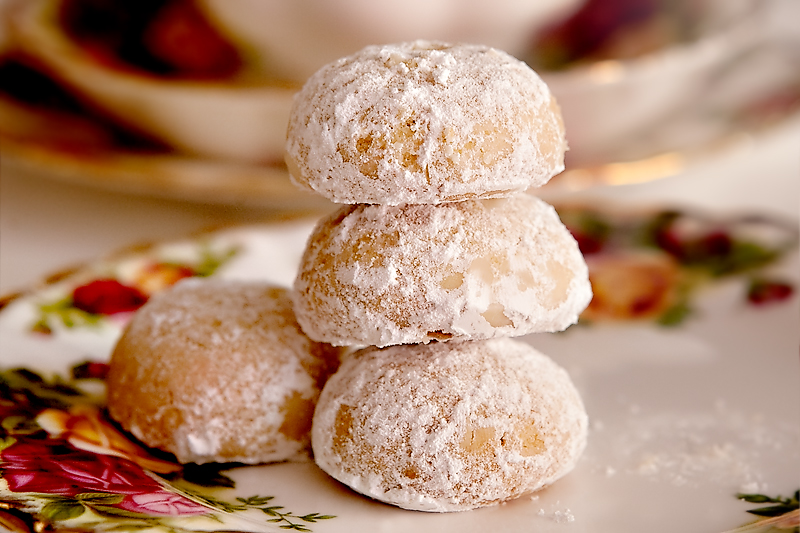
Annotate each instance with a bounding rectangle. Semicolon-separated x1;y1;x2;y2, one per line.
285;41;567;205
293;194;592;347
311;338;588;512
106;278;341;464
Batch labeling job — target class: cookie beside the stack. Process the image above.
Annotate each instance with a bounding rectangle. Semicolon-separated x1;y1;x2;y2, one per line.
287;41;592;512
106;279;342;465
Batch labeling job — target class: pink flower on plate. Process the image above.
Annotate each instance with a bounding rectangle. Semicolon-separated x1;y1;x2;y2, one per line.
119;491;209;516
2;439;161;496
1;438;209;516
582;251;682;322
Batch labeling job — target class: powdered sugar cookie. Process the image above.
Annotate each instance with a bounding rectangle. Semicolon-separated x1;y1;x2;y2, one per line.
107;278;341;464
311;338;588;512
285;40;567;205
293;194;591;347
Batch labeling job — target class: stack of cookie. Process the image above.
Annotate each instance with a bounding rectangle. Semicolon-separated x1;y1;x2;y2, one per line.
285;41;592;512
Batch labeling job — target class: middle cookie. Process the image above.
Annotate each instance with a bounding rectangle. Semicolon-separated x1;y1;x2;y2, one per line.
293;194;592;347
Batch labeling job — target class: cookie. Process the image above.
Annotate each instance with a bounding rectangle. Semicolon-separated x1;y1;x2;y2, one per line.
106;279;341;464
311;338;588;511
285;41;567;205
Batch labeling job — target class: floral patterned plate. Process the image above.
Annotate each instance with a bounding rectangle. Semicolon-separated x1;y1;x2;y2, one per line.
1;203;798;533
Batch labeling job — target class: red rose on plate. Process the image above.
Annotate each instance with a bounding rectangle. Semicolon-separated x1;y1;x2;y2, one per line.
2;439;161;496
119;491;209;516
1;439;208;516
748;279;794;305
71;279;148;315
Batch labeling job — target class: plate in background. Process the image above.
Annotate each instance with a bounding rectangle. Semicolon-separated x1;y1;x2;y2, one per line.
2;0;800;207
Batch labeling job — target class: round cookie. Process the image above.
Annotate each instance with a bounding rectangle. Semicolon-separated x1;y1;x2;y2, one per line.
311;338;588;512
293;194;592;347
285;40;567;205
106;278;341;464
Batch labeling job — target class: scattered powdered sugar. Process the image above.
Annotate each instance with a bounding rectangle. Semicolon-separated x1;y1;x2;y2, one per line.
294;195;591;347
554;509;576;523
535;502;577;523
311;338;588;512
285;40;567;205
590;403;799;490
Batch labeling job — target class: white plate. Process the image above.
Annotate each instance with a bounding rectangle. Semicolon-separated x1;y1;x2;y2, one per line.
0;208;798;533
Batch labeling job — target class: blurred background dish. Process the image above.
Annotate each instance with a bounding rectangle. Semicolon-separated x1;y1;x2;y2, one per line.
528;0;800;171
196;0;583;83
6;0;297;164
531;0;760;165
0;0;798;207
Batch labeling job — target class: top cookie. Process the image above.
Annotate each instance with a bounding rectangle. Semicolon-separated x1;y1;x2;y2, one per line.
285;41;567;205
